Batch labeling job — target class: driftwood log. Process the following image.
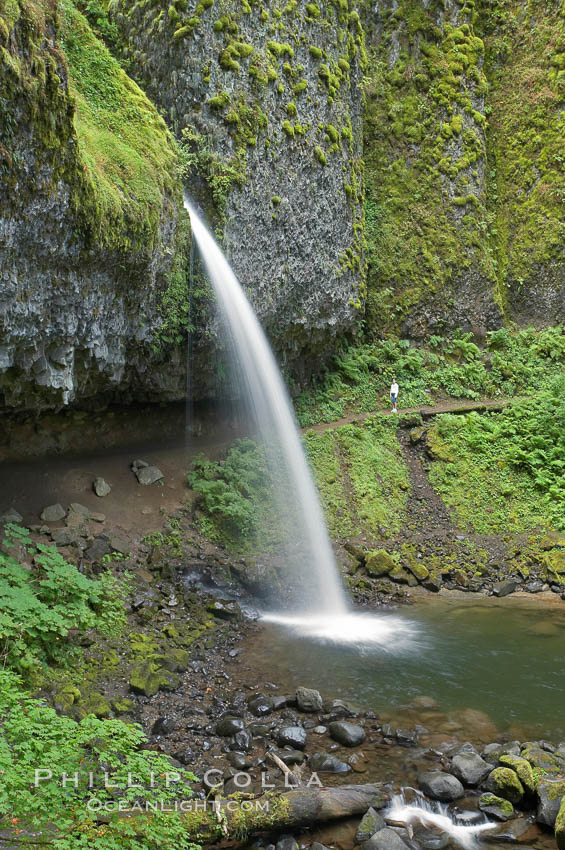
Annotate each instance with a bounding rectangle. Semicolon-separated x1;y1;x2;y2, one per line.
182;783;389;843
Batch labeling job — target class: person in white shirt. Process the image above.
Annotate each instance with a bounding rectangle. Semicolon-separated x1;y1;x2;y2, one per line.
390;379;399;413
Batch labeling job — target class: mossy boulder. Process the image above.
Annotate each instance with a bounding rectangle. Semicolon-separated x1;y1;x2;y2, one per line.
542;550;565;583
155;648;190;672
409;426;427;444
389;565;418;586
486;767;524;804
112;698;135;714
365;549;396;577
406;559;429;581
75;692;111;719
54;684;81;713
555;796;565;850
479;793;515;821
129;662;181;697
536;777;565;827
499;754;536;796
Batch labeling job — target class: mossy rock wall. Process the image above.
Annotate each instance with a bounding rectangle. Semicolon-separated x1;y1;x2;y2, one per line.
360;0;565;337
112;0;366;380
0;0;189;412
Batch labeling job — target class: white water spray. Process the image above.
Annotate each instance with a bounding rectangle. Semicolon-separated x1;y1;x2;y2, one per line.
387;793;496;850
185;198;346;616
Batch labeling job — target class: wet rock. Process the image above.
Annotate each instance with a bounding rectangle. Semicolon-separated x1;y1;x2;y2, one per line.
483;816;539;844
555;797;565;850
277;726;307;749
486;768;524;804
422;835;450;850
313;725;327;734
493;580;518;598
227;752;252;769
151;715;178;737
296;687;323;712
309;752;351;773
451;751;492;786
499;755;536;796
364;827;410;850
418;771;464;801
173;747;195;765
275;836;298;850
395;729;418;746
356;807;385;842
311;844;331;850
208;600;242;619
230;730;252;752
525;581;545;593
0;507;23;523
328;721;366;747
216;717;246;737
536;777;565;827
41;503;66;522
272;695;287;711
93;476;111;497
276;750;306;765
248;694;274;716
479;793;515;821
323;698;356;718
250;722;275;736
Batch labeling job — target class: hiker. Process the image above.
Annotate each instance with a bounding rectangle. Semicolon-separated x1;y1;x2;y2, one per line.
390;378;399;413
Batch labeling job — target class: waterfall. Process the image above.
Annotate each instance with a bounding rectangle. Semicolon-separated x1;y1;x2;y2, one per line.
185;198;347;616
386;793;496;850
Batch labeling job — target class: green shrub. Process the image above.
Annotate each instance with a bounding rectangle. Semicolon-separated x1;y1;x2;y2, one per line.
0;672;199;849
0;525;127;675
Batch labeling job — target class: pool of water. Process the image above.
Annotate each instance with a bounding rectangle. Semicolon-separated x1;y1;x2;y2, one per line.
242;593;565;743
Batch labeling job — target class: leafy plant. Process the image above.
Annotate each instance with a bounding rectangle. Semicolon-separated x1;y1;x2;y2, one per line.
0;526;127;674
0;671;199;849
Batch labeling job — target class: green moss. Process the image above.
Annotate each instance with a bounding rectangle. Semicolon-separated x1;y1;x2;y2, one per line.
286;100;297;116
314;144;327;165
208;91;231;110
282;119;295;136
309;44;323;59
305;3;320;17
57;0;182;251
293;78;308;95
267;40;294;58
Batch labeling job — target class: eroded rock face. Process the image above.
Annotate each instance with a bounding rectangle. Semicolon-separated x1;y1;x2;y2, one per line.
112;0;366;380
0;0;187;413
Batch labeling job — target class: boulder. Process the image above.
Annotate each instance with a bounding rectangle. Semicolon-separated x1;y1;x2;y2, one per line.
309;752;351;773
132;460;164;485
451;751;492;786
216;717;246;737
248;693;274;717
84;536;112;562
365;549;396;577
277;726;307;749
364;827;410;850
208;600;242;619
418;771;464;801
536;777;565;827
355;807;385;842
93;476;111;497
296;686;323;712
276;750;306;765
486;767;524;804
478;793;515;821
40;503;66;522
329;721;366;747
499;754;536;796
555;796;565;850
129;663;180;697
493;580;518;597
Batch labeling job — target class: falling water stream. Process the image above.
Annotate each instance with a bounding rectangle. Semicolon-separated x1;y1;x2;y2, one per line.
185;198;417;645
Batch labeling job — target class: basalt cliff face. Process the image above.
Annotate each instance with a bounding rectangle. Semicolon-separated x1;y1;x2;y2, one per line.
112;0;367;381
0;0;564;413
0;0;189;412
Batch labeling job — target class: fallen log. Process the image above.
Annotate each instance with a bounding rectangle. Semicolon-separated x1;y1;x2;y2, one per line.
181;783;389;843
